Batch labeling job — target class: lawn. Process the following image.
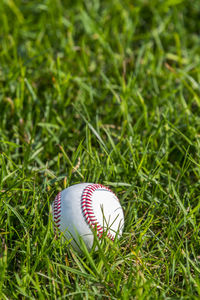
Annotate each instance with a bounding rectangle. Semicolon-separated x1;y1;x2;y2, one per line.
0;0;200;299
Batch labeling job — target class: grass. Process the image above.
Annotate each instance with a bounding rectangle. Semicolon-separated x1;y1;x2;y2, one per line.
0;0;200;298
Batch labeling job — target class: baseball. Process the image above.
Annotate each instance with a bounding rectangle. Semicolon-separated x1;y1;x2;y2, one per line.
52;183;124;252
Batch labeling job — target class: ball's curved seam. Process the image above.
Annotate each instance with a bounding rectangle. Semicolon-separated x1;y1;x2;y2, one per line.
81;184;117;241
53;192;61;228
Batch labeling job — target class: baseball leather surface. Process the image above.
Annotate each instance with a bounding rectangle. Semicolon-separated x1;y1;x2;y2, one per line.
52;183;124;252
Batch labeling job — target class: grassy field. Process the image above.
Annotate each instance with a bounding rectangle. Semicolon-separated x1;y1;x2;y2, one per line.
0;0;200;299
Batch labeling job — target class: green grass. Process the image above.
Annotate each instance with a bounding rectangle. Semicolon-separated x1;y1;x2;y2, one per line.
0;0;200;298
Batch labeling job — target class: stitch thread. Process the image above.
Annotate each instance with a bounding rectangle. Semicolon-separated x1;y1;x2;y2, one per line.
53;192;61;228
81;184;118;241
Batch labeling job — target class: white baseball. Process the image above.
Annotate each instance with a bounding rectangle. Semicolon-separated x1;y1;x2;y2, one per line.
52;183;124;252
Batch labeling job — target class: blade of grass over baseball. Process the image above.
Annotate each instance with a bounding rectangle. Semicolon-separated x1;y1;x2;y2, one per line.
78;238;101;277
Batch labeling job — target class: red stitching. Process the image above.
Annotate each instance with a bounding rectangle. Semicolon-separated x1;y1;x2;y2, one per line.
81;184;117;241
53;192;61;228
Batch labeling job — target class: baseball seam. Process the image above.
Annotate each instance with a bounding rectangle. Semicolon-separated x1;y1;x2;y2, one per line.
53;192;61;228
81;184;118;241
